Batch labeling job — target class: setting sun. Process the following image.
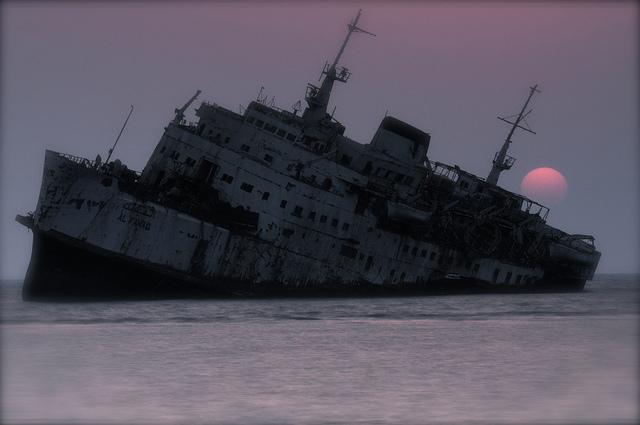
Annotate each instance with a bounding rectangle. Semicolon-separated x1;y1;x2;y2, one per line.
521;167;568;204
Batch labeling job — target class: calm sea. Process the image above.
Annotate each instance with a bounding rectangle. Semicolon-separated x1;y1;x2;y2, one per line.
1;275;638;424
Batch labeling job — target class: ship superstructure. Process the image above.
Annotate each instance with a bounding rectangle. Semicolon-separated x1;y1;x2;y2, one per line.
17;11;600;298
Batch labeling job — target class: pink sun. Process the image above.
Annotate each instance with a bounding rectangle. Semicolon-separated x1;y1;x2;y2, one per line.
521;167;568;204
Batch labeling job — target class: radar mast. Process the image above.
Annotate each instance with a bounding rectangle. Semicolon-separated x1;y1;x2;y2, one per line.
302;9;375;126
486;84;540;186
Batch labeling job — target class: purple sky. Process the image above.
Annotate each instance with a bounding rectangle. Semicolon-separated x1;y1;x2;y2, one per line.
1;2;637;277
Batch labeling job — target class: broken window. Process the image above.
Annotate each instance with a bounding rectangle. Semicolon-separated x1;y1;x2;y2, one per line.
339;245;357;259
246;116;255;124
505;272;512;284
255;120;264;128
308;211;316;221
320;215;328;223
221;174;234;184
195;159;217;184
340;154;352;166
430;252;437;261
282;228;294;237
286;133;296;142
403;245;409;253
280;200;288;209
292;206;303;217
420;249;427;258
263;154;274;163
411;247;418;256
240;183;254;193
277;129;286;138
241;144;250;152
262;192;270;200
365;256;373;271
331;219;338;227
493;268;500;283
264;123;277;133
342;223;350;231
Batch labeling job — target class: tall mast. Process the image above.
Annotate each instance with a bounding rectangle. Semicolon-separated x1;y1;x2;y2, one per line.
486;84;540;186
302;9;375;126
105;105;134;164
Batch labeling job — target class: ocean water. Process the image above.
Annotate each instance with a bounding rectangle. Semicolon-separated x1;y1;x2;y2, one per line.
1;275;638;424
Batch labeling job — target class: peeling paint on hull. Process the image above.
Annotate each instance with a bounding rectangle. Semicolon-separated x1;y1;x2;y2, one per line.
22;229;586;301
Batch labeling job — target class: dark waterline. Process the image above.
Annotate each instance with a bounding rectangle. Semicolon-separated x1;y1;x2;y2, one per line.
1;274;638;424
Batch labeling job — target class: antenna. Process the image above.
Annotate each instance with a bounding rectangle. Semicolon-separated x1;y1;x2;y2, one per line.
105;105;134;164
486;84;541;186
330;9;375;71
303;9;375;125
292;100;301;116
173;89;201;125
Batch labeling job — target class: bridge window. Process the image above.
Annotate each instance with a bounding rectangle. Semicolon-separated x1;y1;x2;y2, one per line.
286;133;296;142
277;129;286;138
411;247;418;256
342;223;350;231
515;274;522;284
308;211;316;221
255;120;264;128
340;154;352;166
240;183;254;193
493;269;500;283
246;116;255;124
264;123;277;133
263;154;273;163
221;174;234;184
241;144;250;152
331;218;339;227
402;245;409;253
505;272;512;284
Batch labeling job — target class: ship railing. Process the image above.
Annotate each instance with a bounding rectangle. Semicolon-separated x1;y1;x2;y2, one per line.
428;161;460;182
59;152;96;169
518;196;549;220
57;151;141;178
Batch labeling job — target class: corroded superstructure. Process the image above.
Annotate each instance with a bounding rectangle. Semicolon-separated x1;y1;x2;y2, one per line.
17;11;600;298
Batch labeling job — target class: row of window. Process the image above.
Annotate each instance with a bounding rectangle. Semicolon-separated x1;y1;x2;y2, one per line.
219;173;350;231
492;269;534;285
373;167;415;185
401;244;438;261
281;201;350;231
246;116;297;142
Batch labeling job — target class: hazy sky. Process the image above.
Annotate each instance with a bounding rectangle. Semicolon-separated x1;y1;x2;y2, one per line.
1;2;637;278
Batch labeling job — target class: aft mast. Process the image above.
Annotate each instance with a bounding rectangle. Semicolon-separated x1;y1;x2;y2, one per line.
486;84;540;185
302;9;375;126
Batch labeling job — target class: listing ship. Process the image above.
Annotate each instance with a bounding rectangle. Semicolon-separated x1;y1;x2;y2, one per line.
17;11;600;299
